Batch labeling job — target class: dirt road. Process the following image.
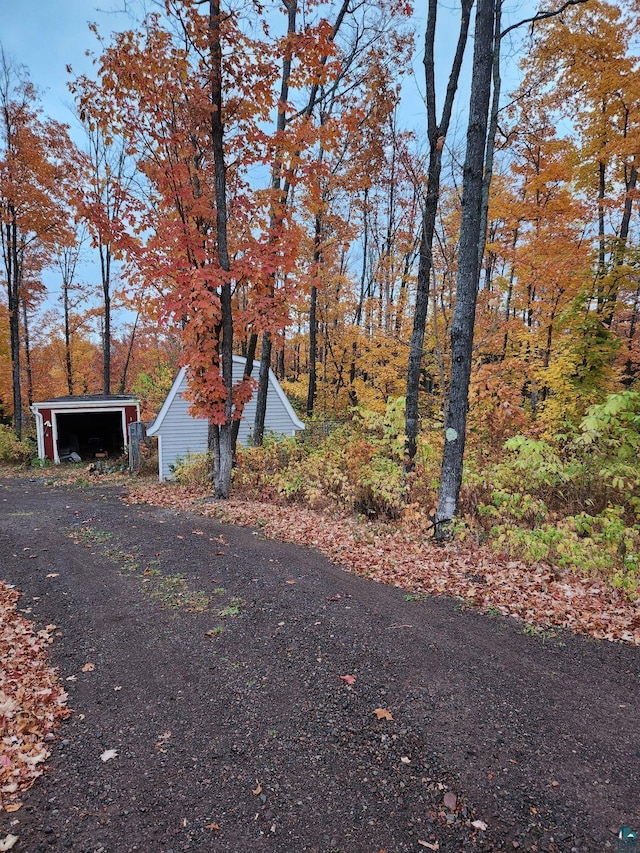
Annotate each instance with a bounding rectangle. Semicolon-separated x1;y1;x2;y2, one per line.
0;476;637;852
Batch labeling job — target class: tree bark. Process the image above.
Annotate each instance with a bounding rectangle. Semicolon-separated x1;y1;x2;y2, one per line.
253;0;297;444
435;0;496;535
5;215;23;439
404;0;474;471
209;0;234;499
21;300;33;408
118;313;139;394
254;331;272;443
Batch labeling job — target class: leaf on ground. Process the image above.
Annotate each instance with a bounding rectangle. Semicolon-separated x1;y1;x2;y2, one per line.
373;707;393;720
0;583;68;806
285;580;296;585
472;820;488;831
418;841;439;850
100;749;118;762
126;488;640;646
81;662;95;672
340;674;356;685
443;791;457;810
205;823;220;831
0;835;18;851
3;803;21;813
252;782;263;795
45;573;59;579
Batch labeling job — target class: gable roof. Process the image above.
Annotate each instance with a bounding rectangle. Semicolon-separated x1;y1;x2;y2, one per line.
147;356;304;436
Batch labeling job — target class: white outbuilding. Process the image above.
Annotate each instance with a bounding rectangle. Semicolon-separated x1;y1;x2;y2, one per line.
147;356;304;481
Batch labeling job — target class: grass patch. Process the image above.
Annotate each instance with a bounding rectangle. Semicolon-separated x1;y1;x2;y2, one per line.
147;574;210;612
218;597;244;617
69;526;112;546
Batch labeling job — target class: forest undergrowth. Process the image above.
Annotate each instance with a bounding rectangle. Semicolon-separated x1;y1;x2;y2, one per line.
125;389;640;645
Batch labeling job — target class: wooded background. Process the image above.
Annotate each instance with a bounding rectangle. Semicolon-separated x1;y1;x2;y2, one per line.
1;0;638;540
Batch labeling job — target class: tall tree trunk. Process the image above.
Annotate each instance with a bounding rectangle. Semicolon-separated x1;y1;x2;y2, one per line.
100;243;111;394
306;210;323;418
209;0;234;498
231;331;258;449
307;285;318;418
254;331;272;443
21;300;33;408
404;0;474;471
118;313;139;394
435;0;496;535
5;216;23;439
63;276;73;394
253;0;297;444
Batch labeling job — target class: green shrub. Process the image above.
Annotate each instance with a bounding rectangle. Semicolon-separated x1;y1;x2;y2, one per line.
233;400;412;518
171;452;212;486
0;425;34;464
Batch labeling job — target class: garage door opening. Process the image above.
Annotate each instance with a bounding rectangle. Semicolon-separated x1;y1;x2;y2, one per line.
31;395;141;464
56;411;126;461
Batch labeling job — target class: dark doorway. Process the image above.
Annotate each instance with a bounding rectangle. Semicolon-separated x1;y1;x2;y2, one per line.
56;411;125;460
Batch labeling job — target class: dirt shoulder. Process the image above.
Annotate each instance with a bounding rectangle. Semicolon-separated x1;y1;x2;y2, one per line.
0;476;638;852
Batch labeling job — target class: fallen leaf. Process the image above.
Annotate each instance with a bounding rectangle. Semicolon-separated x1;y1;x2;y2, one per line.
0;835;18;851
340;674;356;685
252;782;263;795
551;780;559;787
66;675;77;682
81;663;95;672
443;791;457;811
418;841;439;850
45;573;59;579
373;707;393;720
100;749;118;762
400;756;411;764
114;686;122;691
205;823;220;831
3;803;21;813
285;580;296;585
472;819;488;831
191;530;204;535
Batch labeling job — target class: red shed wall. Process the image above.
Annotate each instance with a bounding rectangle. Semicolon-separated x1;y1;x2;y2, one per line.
39;408;55;460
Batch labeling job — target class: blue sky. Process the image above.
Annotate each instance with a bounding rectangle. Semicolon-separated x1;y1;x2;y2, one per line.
0;1;534;136
0;0;532;316
0;1;134;132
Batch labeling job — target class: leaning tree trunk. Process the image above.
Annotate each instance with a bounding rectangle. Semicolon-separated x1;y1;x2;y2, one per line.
435;0;496;535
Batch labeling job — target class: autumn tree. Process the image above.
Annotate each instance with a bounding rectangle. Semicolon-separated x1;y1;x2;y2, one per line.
73;124;132;395
0;50;73;437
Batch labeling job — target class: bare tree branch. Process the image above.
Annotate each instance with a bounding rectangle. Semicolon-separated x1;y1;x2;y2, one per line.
501;0;591;39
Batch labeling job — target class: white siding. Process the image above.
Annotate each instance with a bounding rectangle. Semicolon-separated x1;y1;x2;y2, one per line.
156;372;209;480
153;359;303;481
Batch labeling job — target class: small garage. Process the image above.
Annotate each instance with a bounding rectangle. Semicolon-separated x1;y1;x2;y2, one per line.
31;395;140;463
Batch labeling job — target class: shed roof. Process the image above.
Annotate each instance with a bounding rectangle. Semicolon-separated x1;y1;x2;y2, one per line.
147;358;304;436
33;394;139;409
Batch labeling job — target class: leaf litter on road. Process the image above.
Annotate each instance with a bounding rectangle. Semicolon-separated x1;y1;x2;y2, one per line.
126;486;640;645
0;581;69;812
